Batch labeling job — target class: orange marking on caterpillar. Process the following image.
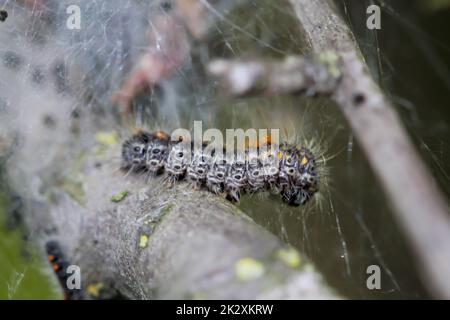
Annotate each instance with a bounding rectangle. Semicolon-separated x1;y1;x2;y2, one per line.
300;157;309;166
154;130;170;141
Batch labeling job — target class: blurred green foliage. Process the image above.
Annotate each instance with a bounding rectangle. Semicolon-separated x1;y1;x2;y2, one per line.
418;0;450;12
0;195;60;300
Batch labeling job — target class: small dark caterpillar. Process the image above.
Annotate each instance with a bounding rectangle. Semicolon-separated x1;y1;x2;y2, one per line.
45;241;84;300
121;130;319;206
0;10;7;22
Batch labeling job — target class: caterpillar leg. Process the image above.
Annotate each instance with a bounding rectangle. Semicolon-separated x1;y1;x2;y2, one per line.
282;187;314;207
226;188;241;203
206;155;227;194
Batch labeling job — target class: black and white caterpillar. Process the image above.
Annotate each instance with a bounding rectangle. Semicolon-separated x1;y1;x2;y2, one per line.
121;130;319;206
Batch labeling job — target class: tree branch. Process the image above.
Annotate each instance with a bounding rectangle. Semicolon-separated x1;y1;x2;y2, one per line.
287;0;450;298
20;143;338;299
207;54;341;97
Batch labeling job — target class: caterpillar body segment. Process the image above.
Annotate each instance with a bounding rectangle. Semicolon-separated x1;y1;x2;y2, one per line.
145;131;170;175
165;140;191;185
206;154;228;196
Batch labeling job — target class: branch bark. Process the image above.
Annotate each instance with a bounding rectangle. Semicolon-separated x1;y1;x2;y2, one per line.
19;142;338;299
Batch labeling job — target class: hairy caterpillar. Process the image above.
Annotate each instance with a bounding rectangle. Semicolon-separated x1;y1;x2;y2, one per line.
0;9;7;22
121;129;319;206
45;241;84;300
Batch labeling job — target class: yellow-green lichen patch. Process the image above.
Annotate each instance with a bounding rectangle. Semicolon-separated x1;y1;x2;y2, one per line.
87;282;104;298
318;51;342;79
277;248;301;268
139;234;149;248
95;131;119;146
235;257;265;282
110;190;129;203
136;204;173;250
137;224;152;250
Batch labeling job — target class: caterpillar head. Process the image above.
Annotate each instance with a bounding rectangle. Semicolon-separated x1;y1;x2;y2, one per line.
146;132;170;174
281;146;319;206
297;147;319;192
121;132;153;171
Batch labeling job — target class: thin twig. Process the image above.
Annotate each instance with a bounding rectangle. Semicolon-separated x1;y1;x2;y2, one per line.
208;54;341;97
288;0;450;298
